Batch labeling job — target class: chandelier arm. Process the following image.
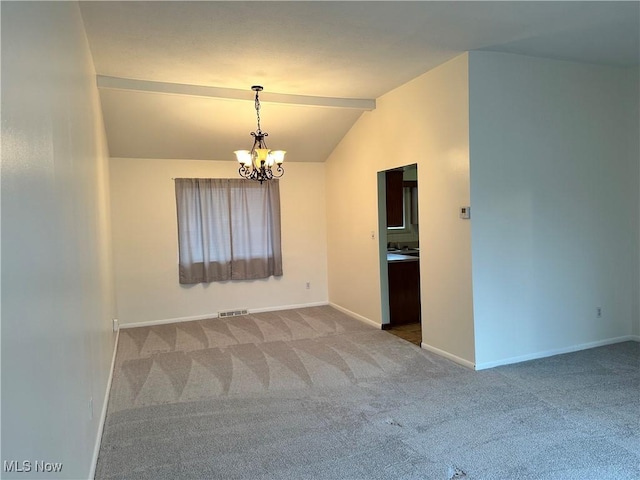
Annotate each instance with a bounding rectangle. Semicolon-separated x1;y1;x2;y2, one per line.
273;165;284;178
239;165;251;179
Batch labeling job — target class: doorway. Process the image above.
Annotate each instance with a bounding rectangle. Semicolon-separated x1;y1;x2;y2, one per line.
377;164;421;346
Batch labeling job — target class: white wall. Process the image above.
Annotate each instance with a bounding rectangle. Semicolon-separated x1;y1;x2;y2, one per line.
109;158;328;325
1;2;116;478
469;52;640;367
326;54;475;366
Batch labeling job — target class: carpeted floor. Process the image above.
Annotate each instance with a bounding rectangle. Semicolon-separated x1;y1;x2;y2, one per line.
95;306;640;479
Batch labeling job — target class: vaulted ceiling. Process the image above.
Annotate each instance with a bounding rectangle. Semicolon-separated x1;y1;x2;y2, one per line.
79;1;639;163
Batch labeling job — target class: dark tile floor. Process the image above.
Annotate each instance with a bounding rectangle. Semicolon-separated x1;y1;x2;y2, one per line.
386;322;421;346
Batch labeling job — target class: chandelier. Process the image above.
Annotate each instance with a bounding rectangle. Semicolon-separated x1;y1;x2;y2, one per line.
234;86;285;183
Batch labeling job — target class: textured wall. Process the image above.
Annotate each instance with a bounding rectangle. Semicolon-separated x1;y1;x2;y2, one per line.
1;2;116;478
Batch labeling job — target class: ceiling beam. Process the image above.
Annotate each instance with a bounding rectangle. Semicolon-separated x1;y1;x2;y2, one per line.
96;75;376;111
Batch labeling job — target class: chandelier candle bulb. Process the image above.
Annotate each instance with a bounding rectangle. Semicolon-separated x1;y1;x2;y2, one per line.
235;85;286;184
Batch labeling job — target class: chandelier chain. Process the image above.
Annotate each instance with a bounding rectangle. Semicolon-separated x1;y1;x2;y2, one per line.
254;90;262;133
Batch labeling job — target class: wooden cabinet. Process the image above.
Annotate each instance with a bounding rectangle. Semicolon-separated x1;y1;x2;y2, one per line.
386;170;404;227
388;260;421;326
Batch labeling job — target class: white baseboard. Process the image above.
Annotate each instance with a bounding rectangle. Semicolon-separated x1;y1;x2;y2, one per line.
475;335;639;371
120;313;221;329
329;302;382;329
420;342;475;370
250;301;329;314
118;302;330;329
89;327;119;480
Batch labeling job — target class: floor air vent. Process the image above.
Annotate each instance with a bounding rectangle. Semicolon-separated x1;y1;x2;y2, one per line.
218;309;248;318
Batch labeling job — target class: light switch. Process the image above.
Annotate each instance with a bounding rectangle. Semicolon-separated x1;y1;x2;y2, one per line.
460;206;471;219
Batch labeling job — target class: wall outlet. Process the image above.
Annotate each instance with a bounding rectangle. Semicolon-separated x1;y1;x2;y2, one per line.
306;281;311;289
112;318;119;332
596;307;602;318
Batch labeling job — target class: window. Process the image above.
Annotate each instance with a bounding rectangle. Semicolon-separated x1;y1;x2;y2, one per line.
387;187;416;234
174;178;283;284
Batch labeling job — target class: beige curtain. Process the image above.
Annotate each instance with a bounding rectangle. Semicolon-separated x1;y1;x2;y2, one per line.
175;178;283;284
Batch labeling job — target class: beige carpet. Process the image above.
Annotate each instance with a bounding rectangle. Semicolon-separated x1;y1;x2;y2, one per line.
96;306;640;479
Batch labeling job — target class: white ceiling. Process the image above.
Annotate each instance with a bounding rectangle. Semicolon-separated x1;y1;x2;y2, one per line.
79;1;640;162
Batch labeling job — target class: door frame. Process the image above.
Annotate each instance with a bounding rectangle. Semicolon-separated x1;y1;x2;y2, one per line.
377;163;420;330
